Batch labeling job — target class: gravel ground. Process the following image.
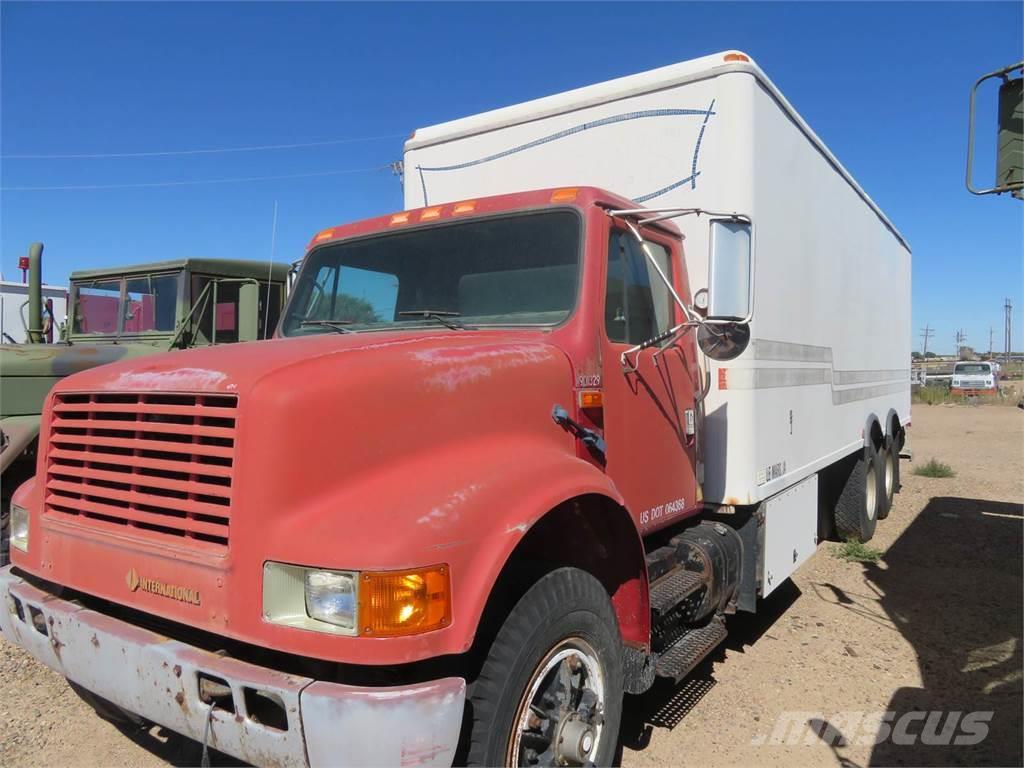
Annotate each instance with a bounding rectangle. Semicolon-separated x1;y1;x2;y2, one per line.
1;404;1021;767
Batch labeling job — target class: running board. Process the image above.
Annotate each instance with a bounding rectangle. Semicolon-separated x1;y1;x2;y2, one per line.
654;616;728;682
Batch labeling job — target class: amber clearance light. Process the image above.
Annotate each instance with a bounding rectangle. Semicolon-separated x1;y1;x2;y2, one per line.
358;564;451;637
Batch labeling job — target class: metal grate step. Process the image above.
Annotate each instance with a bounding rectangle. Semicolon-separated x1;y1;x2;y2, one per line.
654;616;728;682
649;568;704;617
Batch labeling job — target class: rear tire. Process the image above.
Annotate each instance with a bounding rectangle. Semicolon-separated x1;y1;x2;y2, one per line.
833;447;881;542
464;567;623;767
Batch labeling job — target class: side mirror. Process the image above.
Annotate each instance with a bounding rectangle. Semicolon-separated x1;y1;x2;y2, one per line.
707;219;752;321
238;281;260;342
967;61;1024;198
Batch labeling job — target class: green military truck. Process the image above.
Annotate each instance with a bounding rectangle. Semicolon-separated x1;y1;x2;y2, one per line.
0;244;289;562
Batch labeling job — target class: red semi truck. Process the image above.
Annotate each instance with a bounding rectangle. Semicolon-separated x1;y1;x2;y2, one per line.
1;54;909;768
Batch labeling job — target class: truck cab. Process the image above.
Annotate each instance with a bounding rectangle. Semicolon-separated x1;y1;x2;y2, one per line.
4;188;713;766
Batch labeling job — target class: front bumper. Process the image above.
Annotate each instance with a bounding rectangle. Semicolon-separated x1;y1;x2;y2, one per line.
0;567;465;767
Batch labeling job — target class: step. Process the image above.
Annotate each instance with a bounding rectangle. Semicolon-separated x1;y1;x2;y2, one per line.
654;616;728;682
649;568;704;617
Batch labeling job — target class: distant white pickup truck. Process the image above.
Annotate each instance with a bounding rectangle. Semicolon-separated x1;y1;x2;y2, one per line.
951;361;999;395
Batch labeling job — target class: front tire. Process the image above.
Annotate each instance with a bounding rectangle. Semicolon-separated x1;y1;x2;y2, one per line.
465;567;623;767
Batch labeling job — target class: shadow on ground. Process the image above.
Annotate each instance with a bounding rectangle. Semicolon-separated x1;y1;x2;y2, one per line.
808;496;1023;767
863;496;1023;767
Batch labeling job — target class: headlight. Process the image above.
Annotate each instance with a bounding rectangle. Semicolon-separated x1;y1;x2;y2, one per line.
263;561;451;637
10;504;29;553
304;569;357;629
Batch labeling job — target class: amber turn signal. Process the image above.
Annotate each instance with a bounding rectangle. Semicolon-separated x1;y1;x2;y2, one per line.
358;564;451;637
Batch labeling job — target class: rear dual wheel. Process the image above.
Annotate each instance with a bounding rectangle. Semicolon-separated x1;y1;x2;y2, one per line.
465;567;623;767
833;446;884;542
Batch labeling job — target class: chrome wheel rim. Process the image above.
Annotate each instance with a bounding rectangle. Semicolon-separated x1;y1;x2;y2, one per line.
508;637;606;767
865;462;878;521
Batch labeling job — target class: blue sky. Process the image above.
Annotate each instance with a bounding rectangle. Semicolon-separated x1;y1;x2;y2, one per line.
2;1;1021;354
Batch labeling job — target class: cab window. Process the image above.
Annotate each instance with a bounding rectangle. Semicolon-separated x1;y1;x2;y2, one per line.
605;232;674;345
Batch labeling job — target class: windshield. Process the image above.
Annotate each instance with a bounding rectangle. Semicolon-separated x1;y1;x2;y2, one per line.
954;363;991;374
281;211;581;336
72;272;180;336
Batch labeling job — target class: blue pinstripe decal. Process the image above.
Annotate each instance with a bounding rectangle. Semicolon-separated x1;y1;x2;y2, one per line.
417;165;428;206
689;98;716;190
633;173;700;204
416;101;717;206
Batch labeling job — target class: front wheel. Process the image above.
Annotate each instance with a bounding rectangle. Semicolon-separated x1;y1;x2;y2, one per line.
465;567;623;767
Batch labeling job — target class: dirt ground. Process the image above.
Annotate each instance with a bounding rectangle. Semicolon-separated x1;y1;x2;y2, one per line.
1;404;1021;768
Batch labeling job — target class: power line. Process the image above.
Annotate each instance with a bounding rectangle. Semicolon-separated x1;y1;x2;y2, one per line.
1;133;406;160
1;164;391;191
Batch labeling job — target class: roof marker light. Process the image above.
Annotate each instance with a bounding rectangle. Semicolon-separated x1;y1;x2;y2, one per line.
724;53;750;63
453;201;477;214
389;213;411;226
314;228;334;242
550;188;579;202
420;206;443;221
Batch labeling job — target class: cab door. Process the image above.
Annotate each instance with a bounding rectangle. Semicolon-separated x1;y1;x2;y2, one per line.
599;225;701;533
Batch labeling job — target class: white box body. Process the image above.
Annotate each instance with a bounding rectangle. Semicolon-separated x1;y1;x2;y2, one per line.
404;51;911;507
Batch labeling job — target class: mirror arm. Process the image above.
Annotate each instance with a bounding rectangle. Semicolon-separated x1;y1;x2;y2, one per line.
619;321;695;372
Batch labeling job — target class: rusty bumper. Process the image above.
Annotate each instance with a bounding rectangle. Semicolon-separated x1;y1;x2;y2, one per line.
0;567;465;767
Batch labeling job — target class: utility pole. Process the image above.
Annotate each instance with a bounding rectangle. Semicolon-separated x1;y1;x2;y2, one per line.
920;324;933;357
1006;299;1014;365
955;329;967;359
989;325;995;358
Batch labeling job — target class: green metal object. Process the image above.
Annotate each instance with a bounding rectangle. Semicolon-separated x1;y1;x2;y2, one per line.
238;281;260;342
26;243;43;344
967;61;1024;198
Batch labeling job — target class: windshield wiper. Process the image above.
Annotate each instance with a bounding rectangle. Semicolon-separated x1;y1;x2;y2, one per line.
300;319;356;334
398;310;466;330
